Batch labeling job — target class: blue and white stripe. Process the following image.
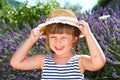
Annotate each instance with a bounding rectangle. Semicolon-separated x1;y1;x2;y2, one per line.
41;54;84;80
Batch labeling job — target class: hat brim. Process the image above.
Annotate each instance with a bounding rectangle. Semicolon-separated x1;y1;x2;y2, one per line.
34;21;84;38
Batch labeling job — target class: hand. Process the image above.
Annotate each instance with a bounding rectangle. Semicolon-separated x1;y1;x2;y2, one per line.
76;20;92;37
29;29;44;42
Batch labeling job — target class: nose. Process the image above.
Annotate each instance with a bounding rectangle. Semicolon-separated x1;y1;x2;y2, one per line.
55;39;62;45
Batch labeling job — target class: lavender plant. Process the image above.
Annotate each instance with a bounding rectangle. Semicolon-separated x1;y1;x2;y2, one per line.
0;22;45;79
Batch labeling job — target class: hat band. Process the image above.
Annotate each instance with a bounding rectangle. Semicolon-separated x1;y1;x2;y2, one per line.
46;16;78;22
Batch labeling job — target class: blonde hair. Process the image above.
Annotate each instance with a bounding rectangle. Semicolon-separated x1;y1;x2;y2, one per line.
45;23;80;53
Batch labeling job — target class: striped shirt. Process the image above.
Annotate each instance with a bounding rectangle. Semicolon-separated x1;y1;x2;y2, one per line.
41;54;84;80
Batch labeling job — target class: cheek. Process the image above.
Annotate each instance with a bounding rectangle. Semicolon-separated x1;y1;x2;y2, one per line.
64;40;74;48
48;40;55;49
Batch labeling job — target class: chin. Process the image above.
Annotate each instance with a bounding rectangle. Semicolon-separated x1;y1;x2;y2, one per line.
54;51;65;55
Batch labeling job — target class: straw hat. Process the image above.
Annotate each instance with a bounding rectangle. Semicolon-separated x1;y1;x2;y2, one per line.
34;9;84;38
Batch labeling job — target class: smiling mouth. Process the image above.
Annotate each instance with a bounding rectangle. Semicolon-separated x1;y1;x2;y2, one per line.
55;46;64;51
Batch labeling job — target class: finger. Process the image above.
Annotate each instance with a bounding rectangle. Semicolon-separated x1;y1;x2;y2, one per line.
77;20;88;26
76;21;85;28
39;31;44;36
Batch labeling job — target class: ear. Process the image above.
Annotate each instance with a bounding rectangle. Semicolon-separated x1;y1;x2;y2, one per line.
73;37;78;43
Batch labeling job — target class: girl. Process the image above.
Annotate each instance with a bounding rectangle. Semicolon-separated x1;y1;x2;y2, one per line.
10;9;106;80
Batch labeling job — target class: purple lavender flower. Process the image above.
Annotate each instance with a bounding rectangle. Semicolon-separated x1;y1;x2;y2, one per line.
112;72;118;79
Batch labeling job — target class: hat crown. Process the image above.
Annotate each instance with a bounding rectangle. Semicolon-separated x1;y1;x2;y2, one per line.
34;9;84;38
47;9;77;19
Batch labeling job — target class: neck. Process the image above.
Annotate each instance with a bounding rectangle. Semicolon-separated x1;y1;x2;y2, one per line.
52;52;74;65
53;52;73;58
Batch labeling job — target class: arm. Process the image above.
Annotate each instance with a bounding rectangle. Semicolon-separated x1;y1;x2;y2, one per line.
77;20;106;71
10;29;45;70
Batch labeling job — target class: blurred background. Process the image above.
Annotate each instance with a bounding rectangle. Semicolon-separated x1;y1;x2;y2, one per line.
0;0;120;80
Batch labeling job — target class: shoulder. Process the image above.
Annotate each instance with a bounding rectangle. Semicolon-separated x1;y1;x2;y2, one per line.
37;53;52;69
37;53;51;61
37;54;49;63
78;55;90;73
78;54;91;66
35;54;47;69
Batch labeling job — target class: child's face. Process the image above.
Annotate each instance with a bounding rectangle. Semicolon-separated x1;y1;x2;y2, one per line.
48;33;76;55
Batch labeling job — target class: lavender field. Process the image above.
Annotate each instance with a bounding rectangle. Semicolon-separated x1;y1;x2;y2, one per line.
0;5;120;80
